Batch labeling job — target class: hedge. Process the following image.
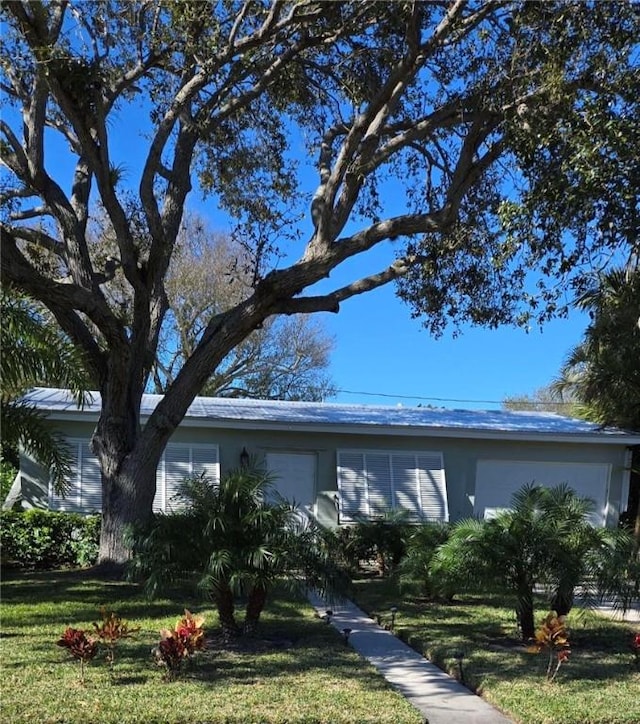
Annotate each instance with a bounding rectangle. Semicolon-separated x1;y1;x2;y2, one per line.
0;509;100;569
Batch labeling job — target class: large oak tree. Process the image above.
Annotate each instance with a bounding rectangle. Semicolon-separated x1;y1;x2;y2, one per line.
1;1;638;563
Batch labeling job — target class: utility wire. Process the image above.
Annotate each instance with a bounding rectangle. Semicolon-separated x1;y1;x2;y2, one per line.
335;388;571;407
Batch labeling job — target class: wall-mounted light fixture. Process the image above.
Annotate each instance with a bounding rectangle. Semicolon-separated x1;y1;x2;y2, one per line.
239;447;250;467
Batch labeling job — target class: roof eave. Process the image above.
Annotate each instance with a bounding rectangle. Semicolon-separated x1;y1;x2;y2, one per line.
40;409;640;445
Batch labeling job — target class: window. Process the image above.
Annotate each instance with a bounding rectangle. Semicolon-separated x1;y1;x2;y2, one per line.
336;449;448;523
153;443;219;512
474;460;611;526
50;440;101;513
49;440;219;514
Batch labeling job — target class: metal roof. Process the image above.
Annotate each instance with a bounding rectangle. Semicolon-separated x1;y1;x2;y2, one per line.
23;387;640;445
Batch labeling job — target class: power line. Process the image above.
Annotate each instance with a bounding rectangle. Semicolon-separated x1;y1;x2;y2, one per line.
334;388;570;407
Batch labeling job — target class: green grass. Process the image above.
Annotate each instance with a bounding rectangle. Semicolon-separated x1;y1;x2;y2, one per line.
0;570;422;724
352;577;640;724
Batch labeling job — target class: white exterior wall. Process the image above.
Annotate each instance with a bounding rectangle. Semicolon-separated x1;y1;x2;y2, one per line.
15;415;634;529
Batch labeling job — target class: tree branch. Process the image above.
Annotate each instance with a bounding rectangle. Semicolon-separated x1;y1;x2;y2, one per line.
0;225;124;353
6;224;64;256
272;256;421;316
9;205;53;221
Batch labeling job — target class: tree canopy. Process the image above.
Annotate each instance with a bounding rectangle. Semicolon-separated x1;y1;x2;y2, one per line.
1;1;638;563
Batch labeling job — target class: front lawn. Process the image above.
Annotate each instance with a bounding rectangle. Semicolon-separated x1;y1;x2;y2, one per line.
352;577;640;724
0;570;422;724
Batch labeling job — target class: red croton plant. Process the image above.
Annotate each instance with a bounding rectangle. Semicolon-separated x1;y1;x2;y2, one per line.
632;632;640;667
57;609;139;682
56;627;98;683
155;610;206;680
93;608;140;668
528;612;571;683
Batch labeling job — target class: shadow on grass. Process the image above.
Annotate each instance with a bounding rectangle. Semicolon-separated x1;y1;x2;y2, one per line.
1;568;212;630
2;570;393;693
9;617;394;694
351;576;638;690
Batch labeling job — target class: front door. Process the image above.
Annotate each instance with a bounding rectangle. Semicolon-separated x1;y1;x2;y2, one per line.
265;452;317;518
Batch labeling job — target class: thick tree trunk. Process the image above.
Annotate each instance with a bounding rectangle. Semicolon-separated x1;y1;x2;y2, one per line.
517;589;536;641
244;584;268;636
93;378;165;566
98;453;159;565
215;582;241;640
551;586;574;617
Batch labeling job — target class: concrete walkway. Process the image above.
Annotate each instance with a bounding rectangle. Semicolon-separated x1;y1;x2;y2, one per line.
308;592;512;724
591;600;640;623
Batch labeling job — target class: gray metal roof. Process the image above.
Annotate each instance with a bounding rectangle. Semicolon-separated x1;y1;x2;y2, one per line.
24;387;640;444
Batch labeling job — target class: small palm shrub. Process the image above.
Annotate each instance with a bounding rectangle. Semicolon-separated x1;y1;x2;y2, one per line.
398;522;451;598
343;512;411;576
430;484;634;640
129;467;350;638
315;525;363;577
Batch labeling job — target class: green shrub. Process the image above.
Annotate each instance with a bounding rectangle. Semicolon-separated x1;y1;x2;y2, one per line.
129;470;351;639
342;512;411;577
316;524;368;577
429;484;635;641
0;460;17;505
0;509;100;569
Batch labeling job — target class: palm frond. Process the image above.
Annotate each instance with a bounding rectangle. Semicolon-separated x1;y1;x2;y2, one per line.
0;287;92;404
0;401;74;493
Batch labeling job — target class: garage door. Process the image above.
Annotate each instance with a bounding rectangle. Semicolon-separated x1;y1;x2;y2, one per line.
266;452;316;517
474;460;611;526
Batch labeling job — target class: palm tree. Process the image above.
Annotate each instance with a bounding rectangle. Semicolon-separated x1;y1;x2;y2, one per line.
429;484;633;640
0;287;91;493
129;465;350;638
552;263;640;547
553;264;640;429
398;522;451;599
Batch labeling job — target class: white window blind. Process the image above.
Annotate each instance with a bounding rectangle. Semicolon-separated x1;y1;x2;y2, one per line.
50;440;101;513
153;443;220;513
49;440;219;514
80;453;102;511
337;449;448;524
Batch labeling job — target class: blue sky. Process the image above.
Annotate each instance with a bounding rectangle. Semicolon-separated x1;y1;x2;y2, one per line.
317;283;587;410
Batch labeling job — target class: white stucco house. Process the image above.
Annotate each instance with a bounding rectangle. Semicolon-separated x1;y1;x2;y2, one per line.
10;387;640;527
